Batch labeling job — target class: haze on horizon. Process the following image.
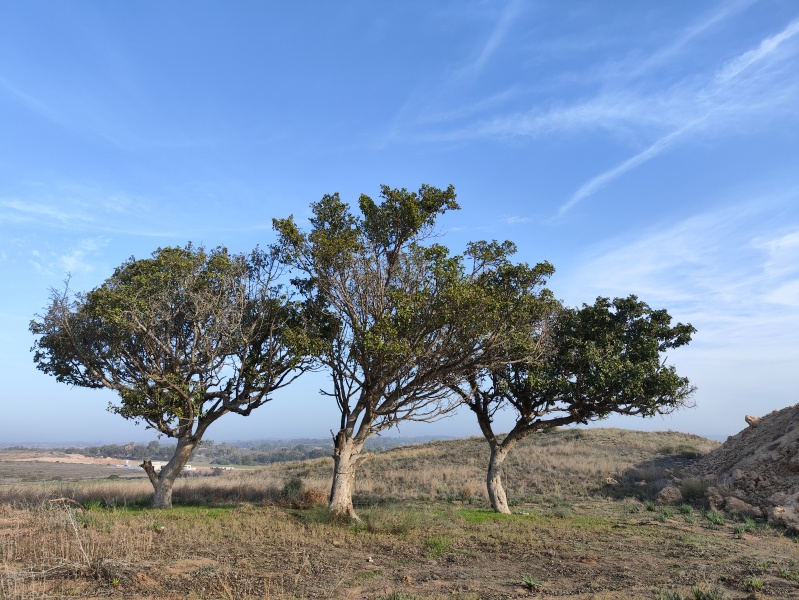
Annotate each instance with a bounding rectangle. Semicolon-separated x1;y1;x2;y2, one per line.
1;1;798;445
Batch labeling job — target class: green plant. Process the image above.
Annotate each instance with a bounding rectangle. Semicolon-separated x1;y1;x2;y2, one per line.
690;583;730;599
742;575;763;591
645;500;657;512
521;574;541;591
680;478;709;502
678;504;693;515
756;560;769;570
552;506;572;519
425;536;453;558
363;507;421;535
656;591;686;600
703;510;724;525
279;476;305;505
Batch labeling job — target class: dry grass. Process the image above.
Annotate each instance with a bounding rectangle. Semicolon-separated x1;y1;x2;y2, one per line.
8;429;798;600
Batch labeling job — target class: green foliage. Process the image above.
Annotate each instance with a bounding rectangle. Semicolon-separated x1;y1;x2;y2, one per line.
521;574;542;590
31;244;316;439
424;535;453;557
742;576;763;591
690;583;730;600
31;244;320;508
279;477;305;505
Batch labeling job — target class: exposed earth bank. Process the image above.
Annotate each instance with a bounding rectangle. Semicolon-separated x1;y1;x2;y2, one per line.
680;403;799;530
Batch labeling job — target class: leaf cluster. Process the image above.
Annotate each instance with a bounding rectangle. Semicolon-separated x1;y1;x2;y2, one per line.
30;244;318;439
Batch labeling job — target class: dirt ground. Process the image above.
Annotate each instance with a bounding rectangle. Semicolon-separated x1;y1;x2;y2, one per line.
2;491;798;598
2;435;799;599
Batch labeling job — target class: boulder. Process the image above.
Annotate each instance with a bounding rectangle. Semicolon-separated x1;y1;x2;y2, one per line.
657;486;683;505
723;496;763;518
767;492;799;531
744;415;761;427
768;504;799;531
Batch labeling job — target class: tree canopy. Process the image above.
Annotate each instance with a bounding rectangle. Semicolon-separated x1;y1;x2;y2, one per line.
453;278;696;513
274;184;514;519
30;244;318;508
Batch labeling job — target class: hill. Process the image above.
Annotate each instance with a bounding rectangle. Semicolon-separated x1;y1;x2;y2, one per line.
3;428;799;599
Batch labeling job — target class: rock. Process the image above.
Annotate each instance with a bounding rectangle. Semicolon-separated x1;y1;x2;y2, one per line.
744;415;761;427
657;486;683;504
768;503;799;531
724;496;763;518
706;487;724;510
769;492;789;506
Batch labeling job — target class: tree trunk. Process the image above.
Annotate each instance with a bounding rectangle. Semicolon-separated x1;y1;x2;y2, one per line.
486;444;511;514
141;436;198;509
329;431;367;521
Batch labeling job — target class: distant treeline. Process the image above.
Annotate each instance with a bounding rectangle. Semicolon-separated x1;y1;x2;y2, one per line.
52;436;444;466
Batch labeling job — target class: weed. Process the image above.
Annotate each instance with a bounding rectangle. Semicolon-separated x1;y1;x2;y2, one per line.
460;508;512;523
678;504;693;515
756;560;769;571
279;477;304;505
656;591;686;600
425;536;453;558
645;500;657;512
364;506;420;535
521;574;541;591
690;583;730;599
552;506;572;519
703;510;725;526
680;478;710;503
742;575;763;591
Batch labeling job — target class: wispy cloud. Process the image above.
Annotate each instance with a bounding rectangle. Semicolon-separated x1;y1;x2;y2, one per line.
558;16;799;213
554;190;799;433
715;17;799;83
558;119;704;215
461;0;524;78
0;199;95;225
504;215;530;225
28;237;110;277
558;192;799;343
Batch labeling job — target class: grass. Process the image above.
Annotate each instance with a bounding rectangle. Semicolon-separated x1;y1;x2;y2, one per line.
9;427;797;599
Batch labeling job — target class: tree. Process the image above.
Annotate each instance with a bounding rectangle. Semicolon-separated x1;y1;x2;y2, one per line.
273;184;501;519
31;244;317;508
454;284;696;514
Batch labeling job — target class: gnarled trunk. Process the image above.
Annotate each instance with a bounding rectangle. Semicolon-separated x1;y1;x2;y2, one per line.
329;431;368;520
141;436;199;509
486;444;511;514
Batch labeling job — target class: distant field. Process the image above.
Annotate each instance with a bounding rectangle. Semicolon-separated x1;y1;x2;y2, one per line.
0;459;147;483
2;429;798;599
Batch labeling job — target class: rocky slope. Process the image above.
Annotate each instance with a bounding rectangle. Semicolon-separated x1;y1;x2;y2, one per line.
684;403;799;529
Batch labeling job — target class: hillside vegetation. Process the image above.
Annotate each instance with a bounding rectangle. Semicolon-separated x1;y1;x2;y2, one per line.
3;428;799;599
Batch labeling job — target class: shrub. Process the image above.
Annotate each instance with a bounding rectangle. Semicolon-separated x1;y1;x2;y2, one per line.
680;478;709;503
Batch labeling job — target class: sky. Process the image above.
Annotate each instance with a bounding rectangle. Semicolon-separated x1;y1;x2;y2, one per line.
1;1;798;444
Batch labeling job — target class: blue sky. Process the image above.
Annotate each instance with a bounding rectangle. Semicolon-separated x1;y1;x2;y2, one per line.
1;1;798;443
